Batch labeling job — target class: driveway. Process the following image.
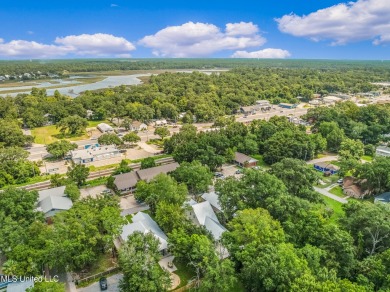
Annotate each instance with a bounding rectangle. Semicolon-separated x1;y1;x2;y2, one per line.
77;274;122;292
314;186;348;204
307;155;339;165
80;185;111;199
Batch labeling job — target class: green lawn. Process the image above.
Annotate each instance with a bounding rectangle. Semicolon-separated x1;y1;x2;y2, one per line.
322;196;345;223
31;125;90;144
172;260;196;289
361;155;373;162
251;154;268;167
82;176;108;188
87;120;112;127
315;174;339;189
329;186;345;198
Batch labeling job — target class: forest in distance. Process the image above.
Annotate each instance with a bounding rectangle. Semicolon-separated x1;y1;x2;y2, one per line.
1;58;390;76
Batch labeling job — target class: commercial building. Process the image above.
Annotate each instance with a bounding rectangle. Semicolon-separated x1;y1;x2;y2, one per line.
70;145;121;164
279;103;297;109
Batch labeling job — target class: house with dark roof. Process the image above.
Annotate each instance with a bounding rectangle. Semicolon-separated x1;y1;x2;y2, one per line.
375;192;390;204
233;152;258;168
113;162;180;193
240;106;256;115
342;177;364;198
313;162;339;175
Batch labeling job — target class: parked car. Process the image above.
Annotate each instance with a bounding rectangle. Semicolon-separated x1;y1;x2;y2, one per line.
99;277;108;290
253;166;260;170
214;172;223;177
337;178;343;185
235;169;242;174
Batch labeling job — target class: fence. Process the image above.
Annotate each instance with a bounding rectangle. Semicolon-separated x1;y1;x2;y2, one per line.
76;266;120;285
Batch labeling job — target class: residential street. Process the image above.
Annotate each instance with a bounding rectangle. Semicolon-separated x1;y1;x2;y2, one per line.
77;274;122;292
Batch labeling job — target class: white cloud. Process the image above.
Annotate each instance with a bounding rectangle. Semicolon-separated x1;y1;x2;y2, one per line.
27;31;34;35
0;39;71;58
139;21;266;57
0;33;136;58
55;33;136;56
225;22;259;36
276;0;390;45
231;48;291;58
110;3;119;7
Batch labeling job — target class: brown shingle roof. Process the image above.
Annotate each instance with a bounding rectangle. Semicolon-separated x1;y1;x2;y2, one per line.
114;171;139;191
234;152;258;164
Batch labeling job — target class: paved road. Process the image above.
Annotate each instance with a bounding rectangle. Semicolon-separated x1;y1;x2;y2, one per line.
307;155;339;164
77;274;122;292
314;186;348;204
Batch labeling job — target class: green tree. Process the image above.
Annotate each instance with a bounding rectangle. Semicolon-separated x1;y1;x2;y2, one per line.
353;157;390;194
122;132;141;144
113;159;132;175
67;163;90;186
135;173;188;213
119;232;171;292
270;158;322;202
46;140;77;159
339;138;364;160
171;160;213;195
155;202;187;234
0;119;33;147
140;157;156;169
154;127;170;140
26;281;65;292
98;133;123;146
64;182;80;201
56;115;88;135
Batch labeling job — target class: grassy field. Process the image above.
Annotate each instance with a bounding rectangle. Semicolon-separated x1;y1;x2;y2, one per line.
251;154;268;167
361;155;373;162
31;125;90;144
322;196;345;222
329;186;345;198
172;260;196;289
87;120;113;127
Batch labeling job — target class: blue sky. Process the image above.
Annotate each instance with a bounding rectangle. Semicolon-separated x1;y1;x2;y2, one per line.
0;0;389;59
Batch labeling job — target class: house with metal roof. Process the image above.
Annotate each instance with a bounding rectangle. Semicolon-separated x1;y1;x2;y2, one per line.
97;123;114;133
188;201;226;240
375;192;390;204
119;212;168;254
37;186;73;219
201;191;222;213
376;146;390;157
136;162;180;182
234;152;258;168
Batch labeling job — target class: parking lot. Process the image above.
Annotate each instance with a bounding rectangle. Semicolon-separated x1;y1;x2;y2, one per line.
80;185;112;199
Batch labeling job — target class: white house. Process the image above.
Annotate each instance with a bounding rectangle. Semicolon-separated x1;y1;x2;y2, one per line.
187;201;226;240
376;146;390;157
97;123;114;133
70;145;121;164
131;121;148;132
201;191;222;213
155;119;168;127
120;212;168;254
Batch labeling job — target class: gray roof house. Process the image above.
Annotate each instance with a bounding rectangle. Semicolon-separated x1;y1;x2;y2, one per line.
37;186;72;218
201;191;222;212
114;171;139;193
131;121;148;132
188;201;227;240
137;162;180;182
375;192;390;204
70;145;121;164
376;146;390;157
113;162;180;193
120;212;168;253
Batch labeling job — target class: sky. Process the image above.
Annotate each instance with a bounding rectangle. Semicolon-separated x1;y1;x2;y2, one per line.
0;0;389;60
